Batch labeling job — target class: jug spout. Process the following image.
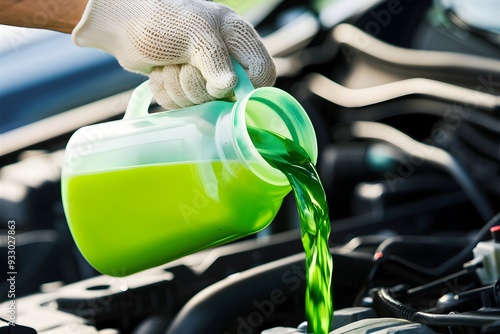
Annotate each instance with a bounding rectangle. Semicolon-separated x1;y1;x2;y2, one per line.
217;85;318;186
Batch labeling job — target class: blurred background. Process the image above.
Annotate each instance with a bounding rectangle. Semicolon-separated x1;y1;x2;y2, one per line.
1;0;499;333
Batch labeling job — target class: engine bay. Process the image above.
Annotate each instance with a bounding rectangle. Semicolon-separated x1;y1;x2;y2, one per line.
1;0;499;333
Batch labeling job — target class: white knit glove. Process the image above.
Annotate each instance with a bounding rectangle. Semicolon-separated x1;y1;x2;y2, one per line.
72;0;276;109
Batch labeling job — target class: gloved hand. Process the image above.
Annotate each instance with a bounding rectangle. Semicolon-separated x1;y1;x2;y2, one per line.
72;0;276;109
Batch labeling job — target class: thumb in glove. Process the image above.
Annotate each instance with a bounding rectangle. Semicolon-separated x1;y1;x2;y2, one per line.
72;0;276;109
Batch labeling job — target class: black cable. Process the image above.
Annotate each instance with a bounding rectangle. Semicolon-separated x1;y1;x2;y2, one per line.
370;213;500;280
377;288;500;328
374;249;470;280
431;212;500;276
406;269;472;297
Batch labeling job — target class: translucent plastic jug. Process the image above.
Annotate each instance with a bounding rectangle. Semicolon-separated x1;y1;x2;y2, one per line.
61;61;317;276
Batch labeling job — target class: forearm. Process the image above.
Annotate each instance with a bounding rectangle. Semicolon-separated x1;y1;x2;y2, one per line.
0;0;88;33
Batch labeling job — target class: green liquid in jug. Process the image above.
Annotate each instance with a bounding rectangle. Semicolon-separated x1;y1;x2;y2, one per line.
62;161;283;276
248;127;333;334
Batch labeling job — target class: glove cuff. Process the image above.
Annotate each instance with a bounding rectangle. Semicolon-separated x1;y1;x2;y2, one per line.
71;0;155;73
72;0;120;51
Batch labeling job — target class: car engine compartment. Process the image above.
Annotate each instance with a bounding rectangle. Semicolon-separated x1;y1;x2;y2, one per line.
1;0;499;333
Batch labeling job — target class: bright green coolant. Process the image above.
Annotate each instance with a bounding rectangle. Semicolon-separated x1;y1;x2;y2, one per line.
248;127;334;334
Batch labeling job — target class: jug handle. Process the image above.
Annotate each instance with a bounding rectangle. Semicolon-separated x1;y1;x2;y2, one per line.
123;59;254;120
231;58;255;101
